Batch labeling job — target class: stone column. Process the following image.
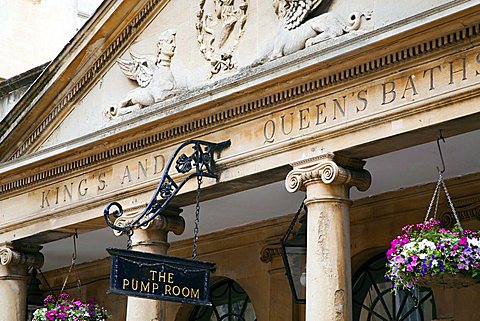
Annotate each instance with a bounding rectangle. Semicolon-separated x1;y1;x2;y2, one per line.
0;243;44;321
115;209;185;321
286;154;371;321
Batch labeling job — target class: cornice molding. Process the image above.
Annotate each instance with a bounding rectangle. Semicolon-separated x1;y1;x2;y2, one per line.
5;0;167;161
1;15;480;196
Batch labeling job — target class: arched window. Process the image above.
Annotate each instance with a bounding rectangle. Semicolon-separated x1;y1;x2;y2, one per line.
189;278;257;321
352;253;436;321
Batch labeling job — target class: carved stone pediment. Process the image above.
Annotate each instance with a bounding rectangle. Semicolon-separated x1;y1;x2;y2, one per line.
196;0;249;78
256;0;372;64
105;29;179;118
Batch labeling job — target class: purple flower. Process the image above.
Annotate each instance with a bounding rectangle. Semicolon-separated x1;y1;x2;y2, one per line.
46;310;57;321
59;292;70;300
44;295;55;305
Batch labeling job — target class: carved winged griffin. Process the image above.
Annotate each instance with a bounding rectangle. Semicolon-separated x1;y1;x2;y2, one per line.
258;0;372;63
106;29;178;118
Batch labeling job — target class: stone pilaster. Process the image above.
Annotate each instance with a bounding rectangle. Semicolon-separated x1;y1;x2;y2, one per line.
285;154;371;321
0;243;44;321
115;208;185;321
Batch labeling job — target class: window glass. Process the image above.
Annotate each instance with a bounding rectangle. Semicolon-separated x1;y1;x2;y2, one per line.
189;279;257;321
353;254;436;321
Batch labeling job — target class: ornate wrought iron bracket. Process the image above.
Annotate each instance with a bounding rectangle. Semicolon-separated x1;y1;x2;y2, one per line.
104;140;231;234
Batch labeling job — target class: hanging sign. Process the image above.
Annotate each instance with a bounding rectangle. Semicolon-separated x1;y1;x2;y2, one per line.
107;248;215;306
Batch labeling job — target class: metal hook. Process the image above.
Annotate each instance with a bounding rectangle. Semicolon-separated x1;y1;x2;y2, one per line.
72;229;78;262
436;130;446;174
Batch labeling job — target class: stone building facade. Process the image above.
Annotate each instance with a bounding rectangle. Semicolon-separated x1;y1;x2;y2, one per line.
1;0;480;321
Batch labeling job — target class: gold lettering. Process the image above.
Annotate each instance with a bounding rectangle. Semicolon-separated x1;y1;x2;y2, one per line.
401;75;418;99
152;283;159;294
63;183;73;202
280;112;294;135
299;108;310;130
382;81;396;105
182;287;190;298
149;270;157;281
137;159;148;179
78;178;88;197
131;279;139;291
141;281;150;292
316;103;327;125
168;273;174;284
423;65;441;90
122;279;129;290
449;57;467;84
164;284;172;295
97;172;106;191
158;272;167;283
41;190;50;208
191;288;200;299
332;96;346;120
172;286;181;296
263;120;275;143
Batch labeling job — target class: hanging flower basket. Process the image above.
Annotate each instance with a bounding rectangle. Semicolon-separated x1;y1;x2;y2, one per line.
32;292;110;321
386;174;480;290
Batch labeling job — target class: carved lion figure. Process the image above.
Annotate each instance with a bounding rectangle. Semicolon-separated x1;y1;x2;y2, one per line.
106;29;178;118
256;0;372;63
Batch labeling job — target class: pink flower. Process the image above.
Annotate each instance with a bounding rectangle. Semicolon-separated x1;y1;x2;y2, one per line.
459;236;468;246
46;310;57;321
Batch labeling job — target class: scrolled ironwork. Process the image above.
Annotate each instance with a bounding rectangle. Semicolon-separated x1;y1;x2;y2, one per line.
104;139;231;234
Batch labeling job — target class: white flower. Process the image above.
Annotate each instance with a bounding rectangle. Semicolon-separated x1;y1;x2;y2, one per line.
404;242;417;250
419;253;427;260
468;237;480;248
432;259;438;267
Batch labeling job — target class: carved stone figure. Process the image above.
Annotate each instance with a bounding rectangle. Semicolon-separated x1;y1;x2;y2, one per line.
106;29;178;118
196;0;248;78
256;0;372;63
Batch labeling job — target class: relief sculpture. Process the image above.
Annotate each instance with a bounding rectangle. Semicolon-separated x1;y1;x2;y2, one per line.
196;0;249;78
257;0;372;63
105;29;178;118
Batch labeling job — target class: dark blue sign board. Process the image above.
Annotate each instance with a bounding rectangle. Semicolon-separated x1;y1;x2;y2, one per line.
107;248;215;306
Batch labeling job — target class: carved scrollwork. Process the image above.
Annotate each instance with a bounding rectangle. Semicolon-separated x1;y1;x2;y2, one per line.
0;247;44;268
0;248;14;265
113;210;185;237
260;245;282;263
196;0;249;78
286;156;371;193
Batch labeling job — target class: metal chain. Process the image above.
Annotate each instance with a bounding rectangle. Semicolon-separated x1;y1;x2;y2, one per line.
424;174;463;231
440;175;463;231
424;175;442;222
192;173;203;260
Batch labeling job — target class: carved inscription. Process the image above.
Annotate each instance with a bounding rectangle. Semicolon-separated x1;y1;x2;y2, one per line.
39;154;165;209
263;52;480;143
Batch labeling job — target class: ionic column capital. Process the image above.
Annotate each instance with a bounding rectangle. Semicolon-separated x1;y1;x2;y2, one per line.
285;153;371;193
113;205;185;237
0;243;44;269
